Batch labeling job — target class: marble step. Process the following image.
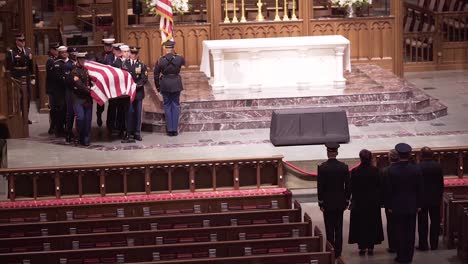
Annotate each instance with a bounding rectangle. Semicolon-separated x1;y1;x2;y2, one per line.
178;90;415;110
142;100;447;133
144;95;431;123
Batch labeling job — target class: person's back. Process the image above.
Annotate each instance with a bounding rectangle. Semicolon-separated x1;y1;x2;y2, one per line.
417;146;444;251
388;161;422;214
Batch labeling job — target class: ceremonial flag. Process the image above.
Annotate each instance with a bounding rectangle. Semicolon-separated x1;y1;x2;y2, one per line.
155;0;174;43
84;61;137;106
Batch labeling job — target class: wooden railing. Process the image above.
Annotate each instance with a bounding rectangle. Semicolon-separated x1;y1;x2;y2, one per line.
0;69;29;139
0;156;284;201
403;1;468;70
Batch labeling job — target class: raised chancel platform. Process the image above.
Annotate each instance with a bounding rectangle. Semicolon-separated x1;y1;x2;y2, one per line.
142;64;447;133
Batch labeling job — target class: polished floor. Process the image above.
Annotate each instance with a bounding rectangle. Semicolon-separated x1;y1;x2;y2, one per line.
2;69;468;263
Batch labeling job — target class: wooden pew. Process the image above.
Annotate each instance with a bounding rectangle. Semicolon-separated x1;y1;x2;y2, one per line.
0;205;302;239
458;206;468;262
134;249;335;264
442;193;468;248
0;190;292;223
0;236;322;263
0;219;312;253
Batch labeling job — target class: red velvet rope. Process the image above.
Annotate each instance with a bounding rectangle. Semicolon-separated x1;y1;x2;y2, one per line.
283;160;361;177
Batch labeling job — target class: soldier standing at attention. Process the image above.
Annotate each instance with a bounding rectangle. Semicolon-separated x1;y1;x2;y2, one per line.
317;142;350;258
52;46;73;138
386;143;423;263
95;38;115;127
46;42;60;134
63;47;77;143
71;52;93;146
115;44;131;139
106;43;123;134
122;46;148;143
6;33;33;124
154;40;185;136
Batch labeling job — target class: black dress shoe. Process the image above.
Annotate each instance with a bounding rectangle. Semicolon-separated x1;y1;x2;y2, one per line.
134;135;142;141
66;135;72;143
367;249;374;256
172;131;178;136
48;128;54;135
359;250;366;256
97;118;103;127
28;120;32;124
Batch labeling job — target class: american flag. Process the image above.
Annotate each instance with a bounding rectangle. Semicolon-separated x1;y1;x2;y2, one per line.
84;61;137;106
155;0;174;43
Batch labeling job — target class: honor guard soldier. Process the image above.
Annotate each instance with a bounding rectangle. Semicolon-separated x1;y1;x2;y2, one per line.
46;42;60;134
71;52;93;146
154;40;185;136
106;43;124;133
52;46;74;138
317;142;350;258
62;47;77;143
115;44;131;138
386;143;423;263
95;38;115;127
122;46;148;143
6;33;33;124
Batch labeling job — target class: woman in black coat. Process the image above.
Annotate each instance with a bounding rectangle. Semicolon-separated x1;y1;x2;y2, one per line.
348;149;384;255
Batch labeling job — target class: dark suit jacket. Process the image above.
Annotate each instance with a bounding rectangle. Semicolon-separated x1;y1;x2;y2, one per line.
419;159;444;207
317;158;350;211
386;161;423;214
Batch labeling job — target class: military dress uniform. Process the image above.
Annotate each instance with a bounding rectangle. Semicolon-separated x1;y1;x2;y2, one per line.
52;46;74;138
46;42;60;134
123;47;148;142
154;41;185;136
95;38;116;127
317;142;350;258
114;45;131;138
386;143;423;263
71;52;93;146
6;34;33;118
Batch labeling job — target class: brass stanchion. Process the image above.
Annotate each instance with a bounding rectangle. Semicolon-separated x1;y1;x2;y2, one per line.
232;0;239;23
256;0;264;22
283;0;289;21
274;0;281;21
224;0;231;23
291;0;298;20
240;0;247;22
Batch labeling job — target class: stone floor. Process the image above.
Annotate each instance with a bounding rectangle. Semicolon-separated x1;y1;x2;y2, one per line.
2;69;468;264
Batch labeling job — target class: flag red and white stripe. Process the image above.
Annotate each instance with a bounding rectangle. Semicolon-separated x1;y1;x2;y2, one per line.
84;61;137;106
156;0;174;43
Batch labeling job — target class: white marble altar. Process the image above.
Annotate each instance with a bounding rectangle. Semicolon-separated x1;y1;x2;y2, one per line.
200;35;351;94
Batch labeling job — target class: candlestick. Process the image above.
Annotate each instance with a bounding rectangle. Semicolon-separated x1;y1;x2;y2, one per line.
224;0;230;23
283;0;289;21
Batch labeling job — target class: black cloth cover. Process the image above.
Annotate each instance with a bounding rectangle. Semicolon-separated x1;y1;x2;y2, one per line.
269;107;350;146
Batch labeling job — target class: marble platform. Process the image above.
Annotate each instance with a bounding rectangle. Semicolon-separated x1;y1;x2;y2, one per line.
143;64;447;132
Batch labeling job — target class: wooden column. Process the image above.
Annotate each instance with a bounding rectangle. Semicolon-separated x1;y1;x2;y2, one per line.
18;0;34;51
391;0;404;77
300;0;311;35
113;0;129;42
207;0;221;40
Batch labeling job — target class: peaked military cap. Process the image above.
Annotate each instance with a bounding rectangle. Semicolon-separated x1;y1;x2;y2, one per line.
49;42;60;49
102;38;115;45
325;142;340;152
67;47;78;54
112;43;124;50
130;46;141;54
75;52;88;59
163;40;175;48
395;143;412;154
15;33;25;40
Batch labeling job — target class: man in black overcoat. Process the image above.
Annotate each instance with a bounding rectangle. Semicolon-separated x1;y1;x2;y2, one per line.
386;143;423;263
417;146;444;251
317;142;350;258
